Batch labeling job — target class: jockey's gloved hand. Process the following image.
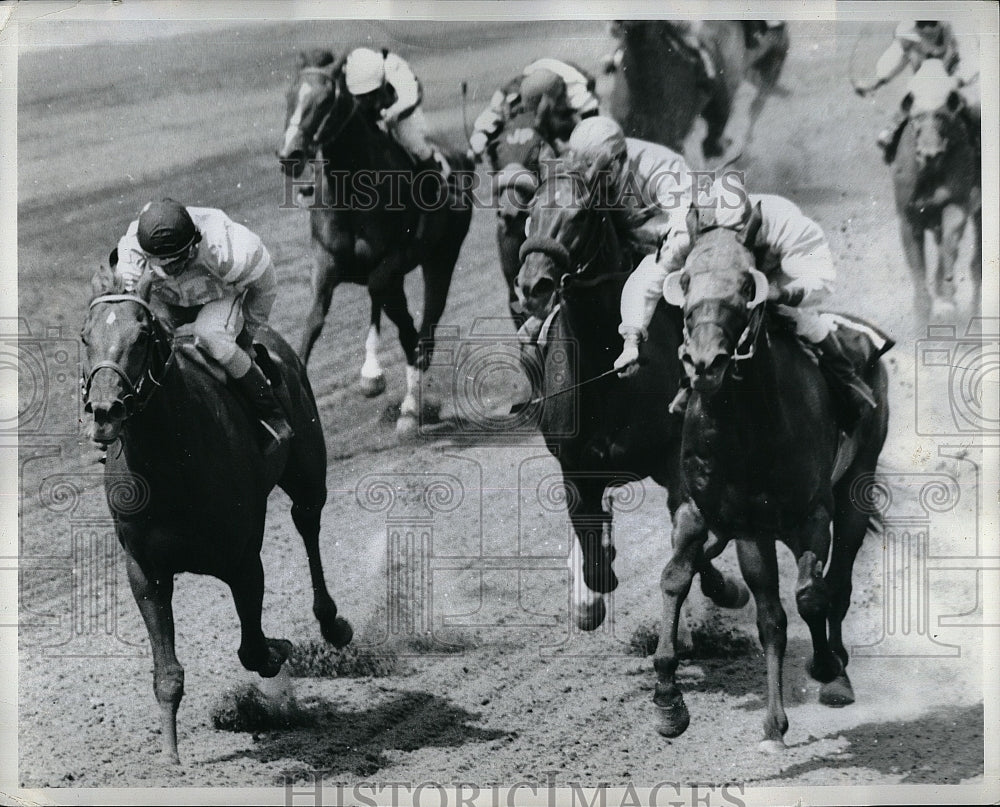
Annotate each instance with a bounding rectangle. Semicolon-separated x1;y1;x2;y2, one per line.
614;330;642;377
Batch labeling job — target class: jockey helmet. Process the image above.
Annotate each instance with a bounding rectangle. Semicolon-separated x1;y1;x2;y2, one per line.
567;116;627;164
344;47;386;95
137;199;198;257
519;68;567;111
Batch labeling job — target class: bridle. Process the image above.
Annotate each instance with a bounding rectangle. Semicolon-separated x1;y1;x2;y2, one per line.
520;171;616;285
295;66;359;154
82;294;175;418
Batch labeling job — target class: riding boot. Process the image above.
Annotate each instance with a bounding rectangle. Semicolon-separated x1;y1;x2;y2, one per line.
877;109;909;164
815;331;877;429
234;362;294;457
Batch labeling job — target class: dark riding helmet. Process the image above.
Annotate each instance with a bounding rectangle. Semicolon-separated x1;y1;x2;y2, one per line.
137;198;199;257
916;21;941;28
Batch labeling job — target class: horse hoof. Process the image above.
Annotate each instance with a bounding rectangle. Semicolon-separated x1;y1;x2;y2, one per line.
819;671;856;707
574;598;606;631
396;414;419;439
360;373;387;398
653;701;690;738
807;654;843;685
323;616;354;648
758;738;787;754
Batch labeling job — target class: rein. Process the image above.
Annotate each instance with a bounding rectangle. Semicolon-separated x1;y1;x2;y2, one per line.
82;293;175;417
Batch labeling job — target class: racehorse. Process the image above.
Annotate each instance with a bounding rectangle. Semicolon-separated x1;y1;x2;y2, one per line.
516;157;749;632
278;50;474;432
81;264;352;763
607;21;787;163
652;205;892;750
489;105;562;329
891;59;982;321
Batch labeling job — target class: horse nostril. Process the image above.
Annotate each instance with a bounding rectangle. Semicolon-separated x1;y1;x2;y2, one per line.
708;354;729;374
84;400;94;415
108;401;125;420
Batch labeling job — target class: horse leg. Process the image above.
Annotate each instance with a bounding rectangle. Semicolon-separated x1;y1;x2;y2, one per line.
934;206;965;318
299;245;343;365
701;84;734;160
793;506;842;684
415;239;462;372
370;262;421;429
899;217;931;320
745;43;787;146
652;501;709;738
820;472;874;707
736;537;789;752
229;552;288;678
288;500;354;648
969;202;983;313
125;552;184;764
360;302;387;398
566;476;615;630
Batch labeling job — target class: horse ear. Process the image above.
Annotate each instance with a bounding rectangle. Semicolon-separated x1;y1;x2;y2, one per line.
738;201;763;247
900;92;914;113
90;263;115;297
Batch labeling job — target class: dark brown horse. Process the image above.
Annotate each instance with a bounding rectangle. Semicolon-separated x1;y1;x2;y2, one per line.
891;59;982;321
652;207;892;750
608;21;787;162
81;265;352;763
517;160;749;631
278;50;474;432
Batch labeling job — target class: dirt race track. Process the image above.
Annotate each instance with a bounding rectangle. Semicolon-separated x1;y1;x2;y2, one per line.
13;17;996;795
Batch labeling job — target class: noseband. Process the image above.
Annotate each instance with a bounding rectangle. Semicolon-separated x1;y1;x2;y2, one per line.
82;294;173;417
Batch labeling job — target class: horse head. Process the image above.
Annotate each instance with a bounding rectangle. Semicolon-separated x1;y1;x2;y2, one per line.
81;263;167;446
664;202;767;397
278;49;344;178
901;58;967;173
516;154;623;320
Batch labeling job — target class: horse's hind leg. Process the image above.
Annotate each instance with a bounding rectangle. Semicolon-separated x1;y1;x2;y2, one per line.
736;537;789;752
933;205;966;318
290;500;353;647
360;301;386;398
653;501;709;738
701;85;734;160
821;470;875;707
125;552;184;764
793;505;842;685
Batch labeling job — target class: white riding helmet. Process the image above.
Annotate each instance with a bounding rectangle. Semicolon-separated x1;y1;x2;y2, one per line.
568;115;627;162
345;47;386;95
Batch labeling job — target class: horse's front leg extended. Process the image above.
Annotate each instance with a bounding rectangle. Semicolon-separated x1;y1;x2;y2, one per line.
299;242;345;366
566;476;615;631
653;501;709;738
125;552;184;764
736;537;789;752
936;203;967;310
229;553;287;678
899;216;931;320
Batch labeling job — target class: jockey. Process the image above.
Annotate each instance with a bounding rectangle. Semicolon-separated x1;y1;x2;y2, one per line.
855;21;979;161
517;116;693;345
343;47;449;177
613;174;879;423
468;58;599;164
114;199;293;455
